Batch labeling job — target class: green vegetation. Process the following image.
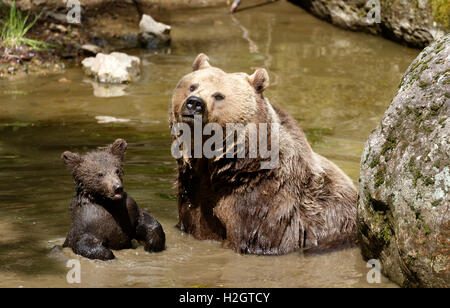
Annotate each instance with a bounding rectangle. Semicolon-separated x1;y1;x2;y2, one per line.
374;169;385;188
430;0;450;30
381;136;397;157
0;1;50;50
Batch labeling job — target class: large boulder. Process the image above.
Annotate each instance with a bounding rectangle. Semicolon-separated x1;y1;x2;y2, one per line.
358;35;449;287
289;0;448;48
82;52;140;84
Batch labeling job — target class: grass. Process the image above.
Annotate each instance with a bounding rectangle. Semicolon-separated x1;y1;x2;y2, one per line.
0;1;50;51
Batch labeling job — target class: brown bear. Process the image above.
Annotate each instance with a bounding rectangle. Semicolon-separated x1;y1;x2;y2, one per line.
61;139;165;260
169;54;358;255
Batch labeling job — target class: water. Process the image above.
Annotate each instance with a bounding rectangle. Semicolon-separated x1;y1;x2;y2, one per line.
0;1;419;287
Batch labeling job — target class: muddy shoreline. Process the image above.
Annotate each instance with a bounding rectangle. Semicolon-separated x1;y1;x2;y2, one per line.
0;0;229;79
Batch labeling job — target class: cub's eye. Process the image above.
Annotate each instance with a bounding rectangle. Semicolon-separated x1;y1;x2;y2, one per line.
213;93;225;101
98;172;104;178
115;169;120;175
189;84;198;92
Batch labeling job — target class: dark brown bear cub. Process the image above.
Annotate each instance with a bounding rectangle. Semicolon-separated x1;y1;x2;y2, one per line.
62;139;165;260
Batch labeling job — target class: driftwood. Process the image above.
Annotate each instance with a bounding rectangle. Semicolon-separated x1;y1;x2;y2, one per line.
229;0;278;13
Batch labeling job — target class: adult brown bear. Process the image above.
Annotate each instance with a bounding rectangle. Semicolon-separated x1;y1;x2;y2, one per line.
169;54;357;255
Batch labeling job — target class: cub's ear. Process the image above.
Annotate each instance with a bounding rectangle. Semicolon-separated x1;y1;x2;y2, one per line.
61;151;82;172
109;138;127;161
249;68;269;93
192;53;211;71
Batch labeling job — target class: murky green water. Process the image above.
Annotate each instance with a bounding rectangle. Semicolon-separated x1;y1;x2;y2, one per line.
0;1;419;287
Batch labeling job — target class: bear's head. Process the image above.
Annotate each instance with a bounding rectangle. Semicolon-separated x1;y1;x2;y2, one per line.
170;53;270;127
62;139;127;201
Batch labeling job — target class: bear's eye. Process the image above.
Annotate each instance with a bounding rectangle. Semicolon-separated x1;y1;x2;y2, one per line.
115;169;120;175
213;93;225;101
98;172;104;178
189;84;198;92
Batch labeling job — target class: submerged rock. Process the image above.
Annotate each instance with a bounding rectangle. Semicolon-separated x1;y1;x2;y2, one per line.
138;14;171;49
358;35;449;287
289;0;448;48
82;52;140;84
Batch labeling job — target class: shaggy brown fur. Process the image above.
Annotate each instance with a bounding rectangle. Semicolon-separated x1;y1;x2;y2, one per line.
169;54;358;255
62;139;165;260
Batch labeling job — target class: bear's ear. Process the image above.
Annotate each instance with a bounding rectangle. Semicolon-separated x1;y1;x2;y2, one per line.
192;53;211;71
248;68;269;93
61;151;82;172
109;139;127;161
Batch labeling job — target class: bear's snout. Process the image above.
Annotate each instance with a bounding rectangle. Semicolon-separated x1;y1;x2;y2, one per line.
181;96;206;120
112;182;123;199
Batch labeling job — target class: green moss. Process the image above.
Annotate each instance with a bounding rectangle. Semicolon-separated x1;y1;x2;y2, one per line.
381;136;397;156
419;80;429;89
411;60;421;71
435;43;445;54
374;169;385;188
423;176;435;186
419;64;429;74
430;103;442;116
438;116;447;125
407;254;417;265
381;224;392;244
416;214;431;236
370;157;380;168
431;199;442;207
414;170;423;187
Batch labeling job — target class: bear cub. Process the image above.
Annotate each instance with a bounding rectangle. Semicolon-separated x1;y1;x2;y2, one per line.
62;139;165;260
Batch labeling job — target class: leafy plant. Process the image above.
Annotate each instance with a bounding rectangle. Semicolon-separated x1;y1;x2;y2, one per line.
0;1;51;50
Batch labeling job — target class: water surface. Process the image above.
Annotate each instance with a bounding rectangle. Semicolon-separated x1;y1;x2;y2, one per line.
0;1;419;287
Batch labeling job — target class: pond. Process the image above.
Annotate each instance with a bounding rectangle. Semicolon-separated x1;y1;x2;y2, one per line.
0;1;419;287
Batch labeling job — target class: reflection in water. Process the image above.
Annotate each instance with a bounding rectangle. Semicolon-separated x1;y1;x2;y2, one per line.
87;81;129;98
95;116;131;124
0;1;418;287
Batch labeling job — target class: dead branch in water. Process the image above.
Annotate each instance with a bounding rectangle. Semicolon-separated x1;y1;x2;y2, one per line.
229;0;279;14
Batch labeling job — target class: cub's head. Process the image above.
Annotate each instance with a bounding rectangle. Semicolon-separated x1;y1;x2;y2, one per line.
62;139;127;201
170;53;269;127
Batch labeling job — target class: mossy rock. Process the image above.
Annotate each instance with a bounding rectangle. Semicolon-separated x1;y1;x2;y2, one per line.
358;35;450;288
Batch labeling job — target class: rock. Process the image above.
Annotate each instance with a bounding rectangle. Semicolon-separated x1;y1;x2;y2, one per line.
358;34;450;287
138;14;171;49
80;44;104;55
58;77;71;83
49;23;68;33
289;0;448;48
81;52;140;84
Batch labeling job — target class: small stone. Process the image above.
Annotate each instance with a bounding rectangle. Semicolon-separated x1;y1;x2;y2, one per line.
58;77;70;83
81;44;103;55
138;14;171;49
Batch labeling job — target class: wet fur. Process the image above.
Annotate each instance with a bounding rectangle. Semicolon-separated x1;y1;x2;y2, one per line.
170;54;357;255
62;139;165;260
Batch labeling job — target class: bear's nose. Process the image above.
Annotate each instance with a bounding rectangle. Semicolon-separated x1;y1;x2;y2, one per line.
113;183;123;194
184;96;205;115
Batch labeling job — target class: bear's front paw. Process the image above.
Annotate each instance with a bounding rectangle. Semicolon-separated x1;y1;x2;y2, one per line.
72;234;116;261
143;228;166;253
